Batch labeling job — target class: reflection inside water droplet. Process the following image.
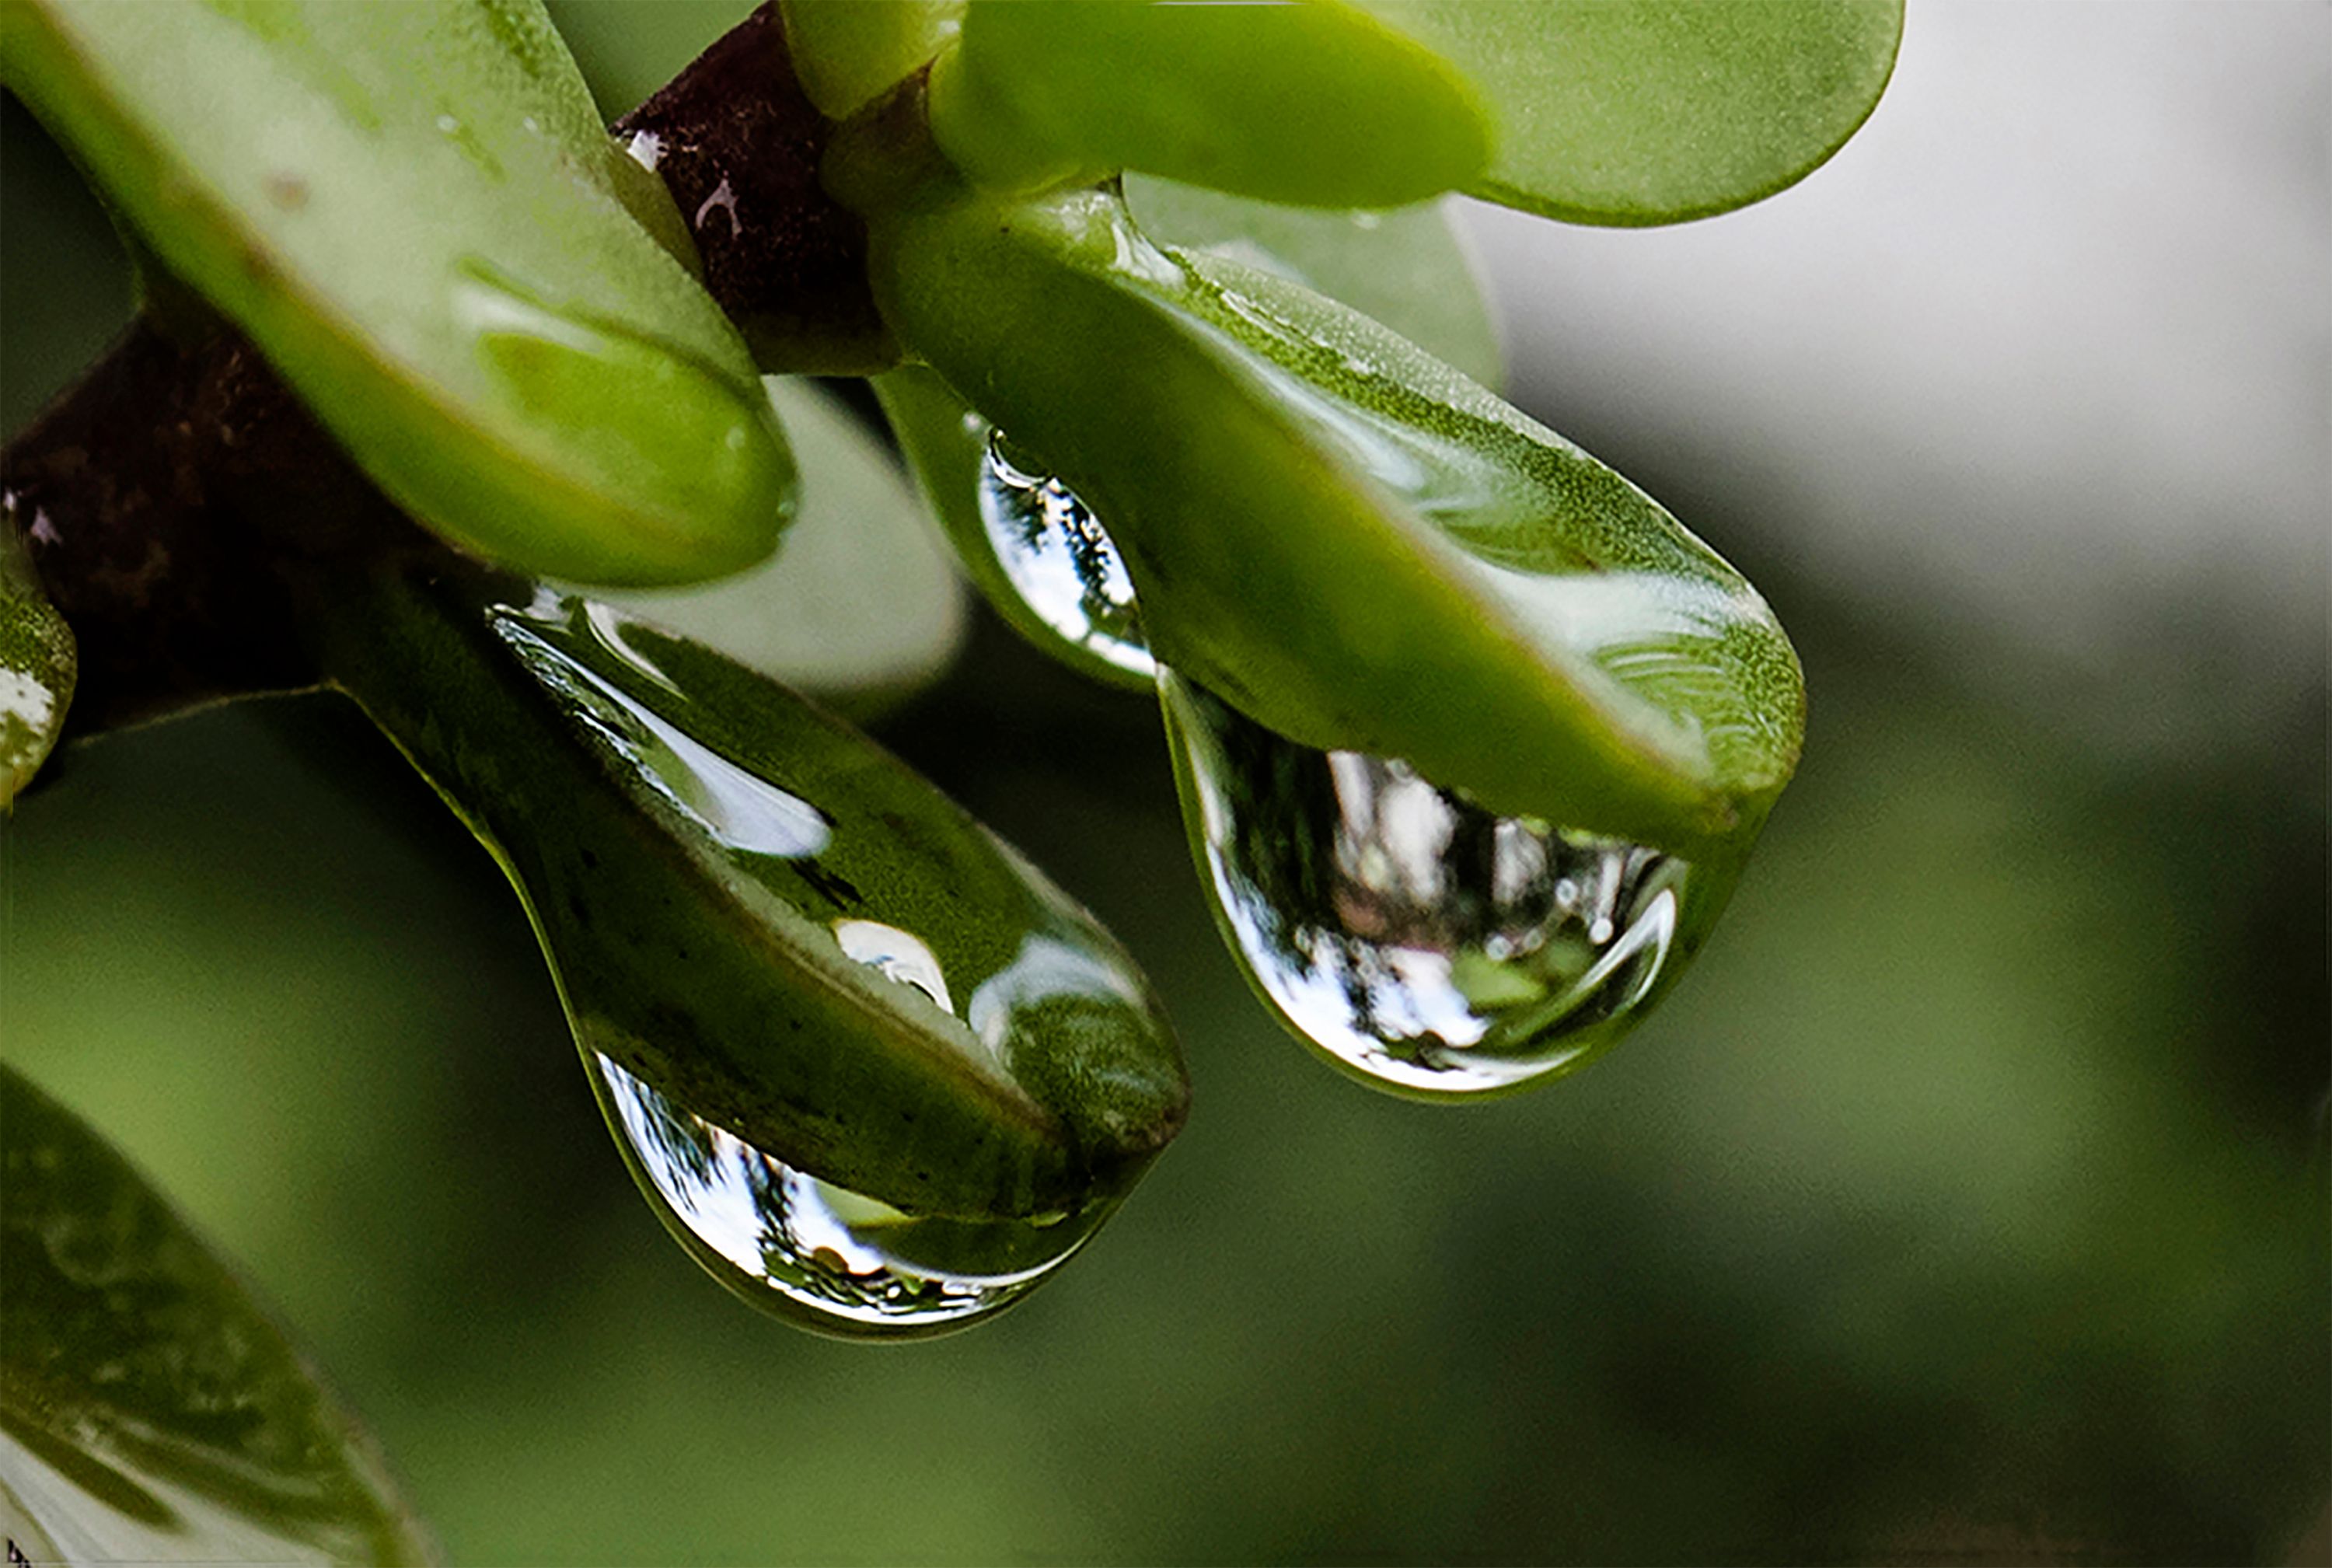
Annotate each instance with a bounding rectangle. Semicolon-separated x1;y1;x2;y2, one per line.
591;1054;1107;1337
1164;672;1731;1096
977;432;1154;678
493;602;833;859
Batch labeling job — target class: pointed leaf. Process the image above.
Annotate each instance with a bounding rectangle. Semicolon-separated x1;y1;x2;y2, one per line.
1361;0;1904;225
927;0;1490;208
584;378;967;718
303;563;1187;1223
0;1064;433;1563
0;0;794;585
868;186;1803;851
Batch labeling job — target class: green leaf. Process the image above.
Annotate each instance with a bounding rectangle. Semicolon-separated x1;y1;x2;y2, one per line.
1361;0;1904;225
1121;175;1502;392
584;378;967;719
0;0;794;585
0;1063;434;1563
0;513;75;804
303;562;1187;1228
779;0;962;121
927;0;1490;208
878;176;1501;692
868;184;1803;852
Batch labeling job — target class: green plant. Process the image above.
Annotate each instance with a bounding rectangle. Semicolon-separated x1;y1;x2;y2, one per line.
1;0;1900;1555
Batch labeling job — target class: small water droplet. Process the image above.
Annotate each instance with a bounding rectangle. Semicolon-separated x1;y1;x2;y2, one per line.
1163;671;1735;1096
591;1054;1111;1338
977;431;1154;678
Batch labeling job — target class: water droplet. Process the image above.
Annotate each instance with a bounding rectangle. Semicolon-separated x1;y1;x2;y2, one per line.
591;1054;1110;1338
1162;671;1737;1096
977;431;1154;678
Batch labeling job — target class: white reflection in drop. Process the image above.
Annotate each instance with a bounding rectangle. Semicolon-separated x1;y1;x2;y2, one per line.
1164;671;1701;1095
976;435;1154;677
833;920;953;1012
592;1055;1105;1338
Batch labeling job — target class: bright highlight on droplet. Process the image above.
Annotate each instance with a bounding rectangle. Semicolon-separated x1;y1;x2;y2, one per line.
1162;672;1733;1097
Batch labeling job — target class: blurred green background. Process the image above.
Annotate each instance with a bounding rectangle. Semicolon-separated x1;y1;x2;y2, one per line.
4;3;2325;1563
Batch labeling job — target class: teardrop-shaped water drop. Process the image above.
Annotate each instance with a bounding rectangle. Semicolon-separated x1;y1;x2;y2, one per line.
976;430;1155;678
1163;671;1745;1097
589;1053;1110;1339
311;569;1186;1337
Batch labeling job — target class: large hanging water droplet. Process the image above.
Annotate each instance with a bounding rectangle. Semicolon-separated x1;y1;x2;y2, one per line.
976;431;1155;678
1162;671;1741;1097
590;1053;1108;1338
312;571;1185;1339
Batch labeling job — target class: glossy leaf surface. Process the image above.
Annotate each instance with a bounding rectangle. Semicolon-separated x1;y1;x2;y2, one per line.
0;514;74;804
871;186;1802;850
0;0;794;585
779;0;961;120
880;177;1501;692
928;0;1489;208
305;564;1187;1231
1363;0;1903;225
583;378;967;718
0;1065;431;1563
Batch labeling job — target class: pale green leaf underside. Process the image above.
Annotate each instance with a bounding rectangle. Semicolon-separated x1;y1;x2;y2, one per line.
1;1064;433;1563
871;188;1801;850
583;379;968;718
1366;0;1904;225
1122;176;1502;392
0;0;794;585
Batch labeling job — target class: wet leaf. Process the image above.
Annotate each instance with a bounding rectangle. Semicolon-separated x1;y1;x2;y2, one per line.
1362;0;1904;226
869;185;1802;852
0;0;794;585
927;0;1489;208
878;176;1500;691
0;514;74;804
583;378;967;719
0;1063;433;1563
303;563;1187;1232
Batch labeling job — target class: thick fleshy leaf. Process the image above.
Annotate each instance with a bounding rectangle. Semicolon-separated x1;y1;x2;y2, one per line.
302;562;1187;1235
927;0;1489;208
0;0;794;585
1363;0;1904;226
1;513;75;802
779;0;961;121
879;176;1501;692
868;185;1802;851
0;1064;433;1563
583;378;966;718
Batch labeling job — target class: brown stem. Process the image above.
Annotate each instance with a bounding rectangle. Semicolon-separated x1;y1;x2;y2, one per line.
615;3;888;372
1;2;879;740
0;321;426;735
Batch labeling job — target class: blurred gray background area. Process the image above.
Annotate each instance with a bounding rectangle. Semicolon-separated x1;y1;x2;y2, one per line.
3;3;2325;1562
